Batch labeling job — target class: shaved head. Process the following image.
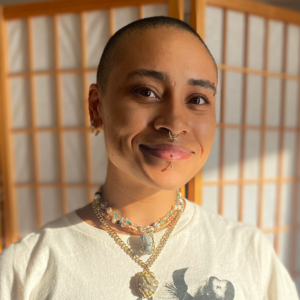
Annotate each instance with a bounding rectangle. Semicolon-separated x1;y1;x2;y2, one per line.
96;16;217;94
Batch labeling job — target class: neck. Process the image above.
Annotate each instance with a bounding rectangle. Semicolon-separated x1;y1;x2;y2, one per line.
101;160;179;227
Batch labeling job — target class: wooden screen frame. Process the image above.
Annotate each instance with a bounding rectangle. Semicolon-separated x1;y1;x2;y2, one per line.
198;0;300;280
0;0;188;249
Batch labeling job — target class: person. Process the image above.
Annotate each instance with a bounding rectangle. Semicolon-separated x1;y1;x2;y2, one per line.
0;16;299;300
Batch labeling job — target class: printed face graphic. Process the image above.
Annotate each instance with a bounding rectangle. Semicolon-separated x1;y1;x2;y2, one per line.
164;268;235;300
212;278;229;298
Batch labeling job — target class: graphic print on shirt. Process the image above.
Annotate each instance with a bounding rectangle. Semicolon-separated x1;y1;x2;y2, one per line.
163;268;235;300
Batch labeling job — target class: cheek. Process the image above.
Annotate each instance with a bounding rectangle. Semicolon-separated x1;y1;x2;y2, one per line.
193;113;216;158
102;101;148;155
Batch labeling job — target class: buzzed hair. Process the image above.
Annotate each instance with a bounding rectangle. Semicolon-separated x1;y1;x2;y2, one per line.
96;16;217;94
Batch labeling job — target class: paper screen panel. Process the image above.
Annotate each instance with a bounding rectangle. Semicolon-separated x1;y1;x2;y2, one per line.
184;1;190;25
38;133;60;183
61;74;85;127
6;19;29;73
35;75;57;127
13;134;34;183
10;77;31;129
223;129;241;180
59;13;82;69
88;71;108;184
246;75;263;125
298;146;300;181
243;184;258;226
32;16;55;71
205;6;223;65
67;187;89;212
226;10;245;67
215;70;222;124
223;185;239;221
64;132;87;183
88;71;97;86
244;130;260;179
286;24;300;75
296;277;300;297
297;231;300;270
142;3;169;18
247;15;265;70
114;6;139;33
298;183;300;225
267;20;284;73
202;128;220;181
279;232;292;270
263;131;279;178
91;133;108;184
282;132;297;178
86;10;110;69
266;233;275;246
16;188;38;238
280;183;293;226
263;183;277;228
41;188;62;225
284;80;299;128
202;186;219;214
224;71;243;124
266;77;282;127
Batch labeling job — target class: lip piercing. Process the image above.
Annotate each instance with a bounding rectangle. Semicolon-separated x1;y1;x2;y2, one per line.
161;162;172;172
169;131;179;142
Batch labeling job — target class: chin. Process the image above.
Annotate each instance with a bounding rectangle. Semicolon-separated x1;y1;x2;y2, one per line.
139;163;197;191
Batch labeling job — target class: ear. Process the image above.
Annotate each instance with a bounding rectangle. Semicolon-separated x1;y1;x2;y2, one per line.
88;83;104;130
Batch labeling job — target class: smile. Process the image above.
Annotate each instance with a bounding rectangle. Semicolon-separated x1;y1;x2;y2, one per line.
139;144;194;160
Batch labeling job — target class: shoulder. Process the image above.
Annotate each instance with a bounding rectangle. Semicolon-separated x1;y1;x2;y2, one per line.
0;212;79;298
185;199;278;267
0;211;75;266
187;199;263;241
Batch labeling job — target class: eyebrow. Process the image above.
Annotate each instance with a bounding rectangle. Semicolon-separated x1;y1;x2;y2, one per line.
187;78;217;94
126;69;217;94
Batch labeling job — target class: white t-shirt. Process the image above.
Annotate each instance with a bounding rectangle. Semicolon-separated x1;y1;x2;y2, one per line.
0;199;299;300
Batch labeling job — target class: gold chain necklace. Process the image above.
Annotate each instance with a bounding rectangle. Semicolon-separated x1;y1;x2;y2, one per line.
92;197;185;299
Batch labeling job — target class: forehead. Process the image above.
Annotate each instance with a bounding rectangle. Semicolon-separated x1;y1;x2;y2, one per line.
112;27;217;83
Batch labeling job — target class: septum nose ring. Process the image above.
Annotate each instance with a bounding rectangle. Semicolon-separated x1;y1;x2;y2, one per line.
169;131;180;142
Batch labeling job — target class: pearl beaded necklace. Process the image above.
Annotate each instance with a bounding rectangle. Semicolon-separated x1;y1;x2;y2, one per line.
93;186;184;233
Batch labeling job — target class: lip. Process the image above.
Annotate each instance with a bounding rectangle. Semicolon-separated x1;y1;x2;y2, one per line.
139;144;194;160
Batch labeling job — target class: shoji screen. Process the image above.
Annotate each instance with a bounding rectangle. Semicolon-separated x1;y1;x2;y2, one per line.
203;3;300;292
2;0;300;293
5;2;169;240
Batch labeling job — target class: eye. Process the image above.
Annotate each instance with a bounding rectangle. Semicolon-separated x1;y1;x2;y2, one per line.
189;95;209;105
134;87;157;98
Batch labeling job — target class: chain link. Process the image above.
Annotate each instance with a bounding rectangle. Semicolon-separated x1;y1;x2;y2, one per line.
92;199;184;271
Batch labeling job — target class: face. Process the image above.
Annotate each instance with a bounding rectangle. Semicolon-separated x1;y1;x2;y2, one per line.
89;28;217;190
211;278;229;298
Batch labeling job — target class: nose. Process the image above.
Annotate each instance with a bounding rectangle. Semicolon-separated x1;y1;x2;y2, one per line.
153;98;190;138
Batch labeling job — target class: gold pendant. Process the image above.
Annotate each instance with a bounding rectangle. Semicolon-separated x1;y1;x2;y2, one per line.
136;270;159;298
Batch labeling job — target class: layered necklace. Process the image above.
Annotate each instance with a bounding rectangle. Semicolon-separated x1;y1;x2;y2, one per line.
92;187;185;298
